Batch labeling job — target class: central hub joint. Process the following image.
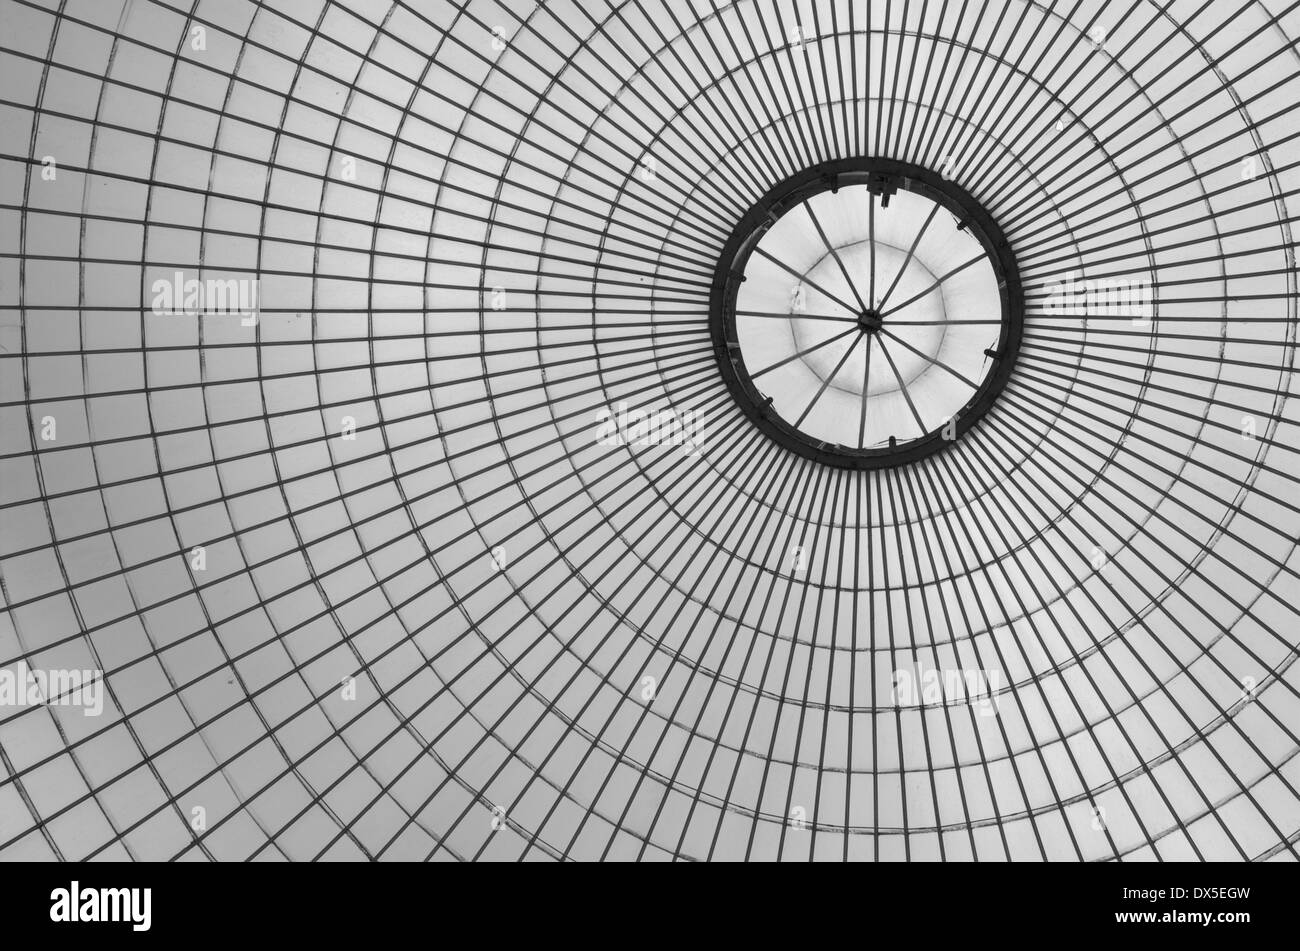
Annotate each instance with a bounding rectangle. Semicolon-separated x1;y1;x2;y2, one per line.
858;309;883;334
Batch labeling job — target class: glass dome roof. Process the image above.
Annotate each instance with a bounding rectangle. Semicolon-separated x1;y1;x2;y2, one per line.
0;0;1297;862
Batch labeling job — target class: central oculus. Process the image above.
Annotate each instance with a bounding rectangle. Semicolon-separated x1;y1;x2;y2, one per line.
709;158;1024;470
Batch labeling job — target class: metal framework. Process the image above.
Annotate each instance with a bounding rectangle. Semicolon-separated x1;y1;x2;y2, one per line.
0;0;1297;862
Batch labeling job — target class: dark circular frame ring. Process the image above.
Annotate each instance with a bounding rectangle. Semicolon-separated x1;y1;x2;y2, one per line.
709;157;1025;470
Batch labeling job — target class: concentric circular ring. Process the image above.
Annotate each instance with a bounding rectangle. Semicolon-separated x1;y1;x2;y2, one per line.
710;158;1024;468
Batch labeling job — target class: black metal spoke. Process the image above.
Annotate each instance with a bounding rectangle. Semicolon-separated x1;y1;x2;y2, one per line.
874;203;941;312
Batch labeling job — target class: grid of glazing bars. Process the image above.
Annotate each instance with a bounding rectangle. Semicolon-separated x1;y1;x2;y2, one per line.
0;0;1298;861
